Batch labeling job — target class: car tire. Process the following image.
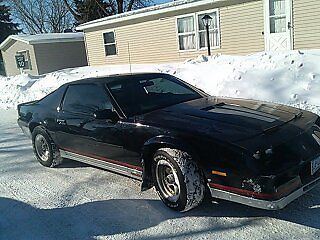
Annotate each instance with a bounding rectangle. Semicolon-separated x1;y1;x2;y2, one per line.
32;126;63;167
153;148;205;212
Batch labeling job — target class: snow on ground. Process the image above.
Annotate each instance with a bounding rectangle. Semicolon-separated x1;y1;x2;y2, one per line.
1;50;320;239
0;50;320;115
1;109;320;240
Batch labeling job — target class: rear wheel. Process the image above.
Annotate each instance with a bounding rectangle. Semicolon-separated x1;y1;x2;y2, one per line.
32;126;63;167
153;148;205;212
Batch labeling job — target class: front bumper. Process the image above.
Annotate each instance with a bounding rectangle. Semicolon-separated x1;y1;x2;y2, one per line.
209;175;320;210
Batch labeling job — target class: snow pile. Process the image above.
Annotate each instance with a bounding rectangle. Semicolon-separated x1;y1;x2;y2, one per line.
176;50;320;115
0;50;320;115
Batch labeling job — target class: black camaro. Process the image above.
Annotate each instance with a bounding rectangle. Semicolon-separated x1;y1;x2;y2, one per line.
17;73;320;212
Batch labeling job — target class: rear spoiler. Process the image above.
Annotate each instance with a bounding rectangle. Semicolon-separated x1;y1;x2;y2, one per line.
17;100;39;108
17;100;39;115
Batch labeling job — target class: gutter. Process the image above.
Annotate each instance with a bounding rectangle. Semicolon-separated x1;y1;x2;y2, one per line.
0;34;84;51
76;0;230;31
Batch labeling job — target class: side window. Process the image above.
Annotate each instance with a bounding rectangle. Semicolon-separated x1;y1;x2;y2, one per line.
62;84;112;114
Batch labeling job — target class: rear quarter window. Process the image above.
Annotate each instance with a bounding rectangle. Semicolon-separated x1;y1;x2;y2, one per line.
38;85;66;110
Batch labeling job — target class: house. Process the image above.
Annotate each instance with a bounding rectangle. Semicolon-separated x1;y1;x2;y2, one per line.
76;0;320;66
0;33;87;76
0;58;5;76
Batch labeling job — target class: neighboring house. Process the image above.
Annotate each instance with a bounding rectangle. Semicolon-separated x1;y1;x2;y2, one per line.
0;56;5;76
0;33;88;76
77;0;320;66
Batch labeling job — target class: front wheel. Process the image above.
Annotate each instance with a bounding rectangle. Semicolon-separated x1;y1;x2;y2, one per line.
153;148;205;212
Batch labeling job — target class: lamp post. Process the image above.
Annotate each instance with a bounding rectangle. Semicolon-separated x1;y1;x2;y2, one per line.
202;14;212;56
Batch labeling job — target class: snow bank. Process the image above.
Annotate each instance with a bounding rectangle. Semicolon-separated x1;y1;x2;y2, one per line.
1;50;319;115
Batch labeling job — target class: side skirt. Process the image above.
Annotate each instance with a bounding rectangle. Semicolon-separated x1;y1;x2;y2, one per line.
60;150;142;181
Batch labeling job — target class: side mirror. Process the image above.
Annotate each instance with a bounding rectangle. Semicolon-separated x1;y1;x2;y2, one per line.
94;109;119;122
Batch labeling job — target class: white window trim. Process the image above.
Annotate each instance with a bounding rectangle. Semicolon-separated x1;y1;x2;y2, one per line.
102;30;118;57
175;13;197;52
197;9;221;51
176;9;221;53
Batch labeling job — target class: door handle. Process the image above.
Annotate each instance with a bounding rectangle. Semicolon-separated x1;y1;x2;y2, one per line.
57;119;66;125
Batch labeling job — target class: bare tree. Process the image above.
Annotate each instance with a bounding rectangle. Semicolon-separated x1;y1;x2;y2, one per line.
63;0;151;25
63;0;113;25
9;0;74;34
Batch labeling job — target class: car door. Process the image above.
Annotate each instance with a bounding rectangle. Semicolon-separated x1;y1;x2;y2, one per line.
55;83;126;164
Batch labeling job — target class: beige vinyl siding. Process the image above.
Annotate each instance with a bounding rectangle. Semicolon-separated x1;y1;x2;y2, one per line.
293;0;320;49
84;0;264;65
33;42;87;75
85;17;204;65
220;0;264;54
1;40;38;76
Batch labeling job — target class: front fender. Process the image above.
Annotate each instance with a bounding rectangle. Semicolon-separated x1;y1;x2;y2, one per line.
141;135;194;191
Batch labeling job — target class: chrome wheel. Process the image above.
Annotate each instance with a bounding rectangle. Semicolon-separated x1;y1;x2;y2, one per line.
156;159;181;202
34;134;50;162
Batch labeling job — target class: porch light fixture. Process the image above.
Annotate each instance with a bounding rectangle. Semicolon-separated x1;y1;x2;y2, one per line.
202;14;212;56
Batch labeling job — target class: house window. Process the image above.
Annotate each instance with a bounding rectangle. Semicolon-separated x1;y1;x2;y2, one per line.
198;11;220;49
269;0;286;33
103;31;117;56
177;16;196;50
177;10;220;51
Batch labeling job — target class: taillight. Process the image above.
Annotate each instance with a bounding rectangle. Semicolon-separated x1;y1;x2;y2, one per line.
17;104;22;117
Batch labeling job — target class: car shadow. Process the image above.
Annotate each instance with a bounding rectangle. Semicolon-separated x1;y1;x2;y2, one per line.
56;158;89;168
1;188;320;239
0;197;250;240
194;190;320;229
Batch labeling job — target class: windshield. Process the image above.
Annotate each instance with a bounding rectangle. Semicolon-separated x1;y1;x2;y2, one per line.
107;74;203;116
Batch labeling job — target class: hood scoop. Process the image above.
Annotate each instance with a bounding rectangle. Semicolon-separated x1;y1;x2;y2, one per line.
200;103;280;123
154;97;304;140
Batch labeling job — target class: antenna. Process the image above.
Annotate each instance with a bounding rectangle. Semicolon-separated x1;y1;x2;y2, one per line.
127;43;132;74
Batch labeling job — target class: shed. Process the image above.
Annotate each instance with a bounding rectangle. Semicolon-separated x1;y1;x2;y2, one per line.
0;33;88;76
76;0;320;66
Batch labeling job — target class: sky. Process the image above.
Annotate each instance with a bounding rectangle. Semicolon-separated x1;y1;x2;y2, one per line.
153;0;172;5
7;0;173;34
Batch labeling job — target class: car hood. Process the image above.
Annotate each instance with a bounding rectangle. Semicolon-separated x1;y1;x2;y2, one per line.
139;96;317;144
